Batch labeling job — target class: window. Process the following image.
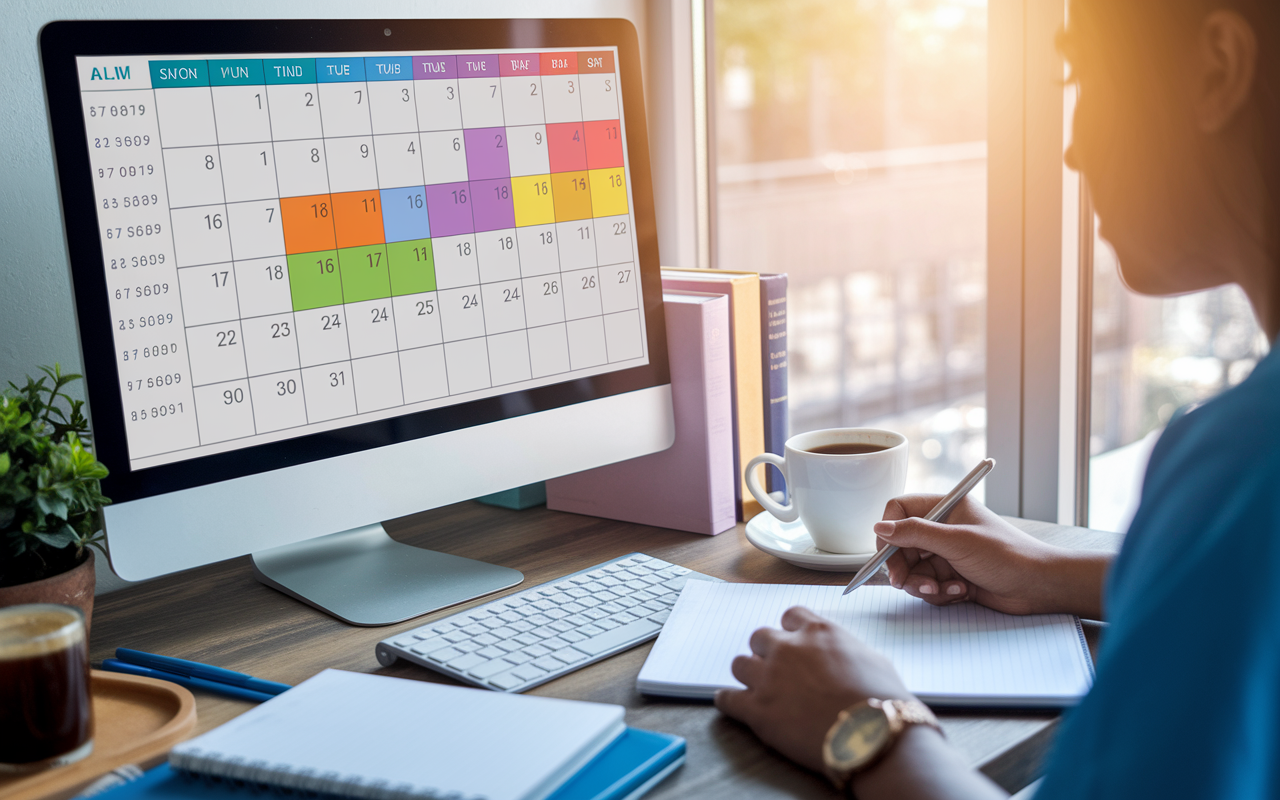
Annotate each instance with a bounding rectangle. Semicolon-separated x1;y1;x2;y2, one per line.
1087;233;1269;531
713;0;990;497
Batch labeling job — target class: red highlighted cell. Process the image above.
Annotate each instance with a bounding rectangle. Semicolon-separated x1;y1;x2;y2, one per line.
547;122;587;173
540;52;578;75
281;194;336;255
584;120;624;169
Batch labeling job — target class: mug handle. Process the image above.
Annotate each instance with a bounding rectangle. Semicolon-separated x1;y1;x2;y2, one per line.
744;453;798;522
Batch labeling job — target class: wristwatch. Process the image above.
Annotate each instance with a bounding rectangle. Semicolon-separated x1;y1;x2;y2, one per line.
822;698;943;795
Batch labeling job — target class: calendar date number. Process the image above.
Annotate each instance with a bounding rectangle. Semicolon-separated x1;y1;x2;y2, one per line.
109;253;165;269
118;313;174;330
88;103;146;118
113;282;169;300
104;223;163;240
97;164;155;179
121;343;178;361
94;135;151;149
103;194;159;210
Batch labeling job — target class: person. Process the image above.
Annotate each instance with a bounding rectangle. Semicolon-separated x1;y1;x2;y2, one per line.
714;1;1280;797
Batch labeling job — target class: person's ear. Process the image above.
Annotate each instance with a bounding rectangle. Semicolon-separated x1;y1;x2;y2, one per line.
1193;10;1258;133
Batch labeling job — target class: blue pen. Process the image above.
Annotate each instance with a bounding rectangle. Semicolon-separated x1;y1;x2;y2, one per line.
116;648;291;696
101;659;277;703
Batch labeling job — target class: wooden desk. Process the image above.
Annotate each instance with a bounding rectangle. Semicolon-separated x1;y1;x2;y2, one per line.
90;503;1120;798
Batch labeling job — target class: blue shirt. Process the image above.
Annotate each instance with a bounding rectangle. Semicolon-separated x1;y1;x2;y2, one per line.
1036;347;1280;799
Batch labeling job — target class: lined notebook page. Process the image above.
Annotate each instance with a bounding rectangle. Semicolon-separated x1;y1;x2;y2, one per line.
170;670;626;800
637;583;1094;707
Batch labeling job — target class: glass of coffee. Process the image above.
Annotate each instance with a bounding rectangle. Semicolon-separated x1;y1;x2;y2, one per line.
0;604;94;772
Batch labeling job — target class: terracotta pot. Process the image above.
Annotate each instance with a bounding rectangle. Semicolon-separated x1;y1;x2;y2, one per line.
0;549;96;635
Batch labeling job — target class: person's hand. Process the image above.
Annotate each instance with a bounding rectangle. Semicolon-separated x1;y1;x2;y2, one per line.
714;606;913;773
877;494;1097;616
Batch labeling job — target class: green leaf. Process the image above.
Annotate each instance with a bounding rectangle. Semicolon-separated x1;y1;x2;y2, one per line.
29;528;76;549
0;451;8;476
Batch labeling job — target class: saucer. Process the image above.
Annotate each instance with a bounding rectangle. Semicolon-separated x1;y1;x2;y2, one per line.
744;513;878;572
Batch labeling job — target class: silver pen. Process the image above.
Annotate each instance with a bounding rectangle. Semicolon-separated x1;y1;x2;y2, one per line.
842;458;996;595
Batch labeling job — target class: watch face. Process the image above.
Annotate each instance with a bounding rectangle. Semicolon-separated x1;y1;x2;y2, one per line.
829;704;891;771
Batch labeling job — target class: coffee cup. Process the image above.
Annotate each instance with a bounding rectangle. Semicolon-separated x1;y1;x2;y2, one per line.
744;428;908;554
0;604;94;772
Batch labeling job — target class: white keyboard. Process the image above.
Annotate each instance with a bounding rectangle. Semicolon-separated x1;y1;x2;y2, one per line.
375;553;719;692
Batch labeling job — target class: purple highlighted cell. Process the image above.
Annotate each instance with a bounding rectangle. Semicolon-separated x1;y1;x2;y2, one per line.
500;54;540;77
415;55;457;80
470;179;515;232
425;182;475;237
458;55;499;78
464;127;511;180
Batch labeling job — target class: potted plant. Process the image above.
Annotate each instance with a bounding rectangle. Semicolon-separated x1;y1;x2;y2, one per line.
0;365;110;629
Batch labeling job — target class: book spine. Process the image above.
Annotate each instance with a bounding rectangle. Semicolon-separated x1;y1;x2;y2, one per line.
702;297;737;532
758;274;789;496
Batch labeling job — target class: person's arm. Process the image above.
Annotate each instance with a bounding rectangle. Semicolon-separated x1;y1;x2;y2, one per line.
714;608;1006;800
877;495;1111;620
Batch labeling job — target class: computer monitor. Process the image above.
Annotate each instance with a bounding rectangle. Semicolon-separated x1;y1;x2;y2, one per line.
39;19;672;625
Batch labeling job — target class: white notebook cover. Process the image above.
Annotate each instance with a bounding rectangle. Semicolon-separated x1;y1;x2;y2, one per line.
637;583;1094;707
170;669;626;800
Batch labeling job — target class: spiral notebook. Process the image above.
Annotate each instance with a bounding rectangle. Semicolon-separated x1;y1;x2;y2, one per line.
169;670;627;800
637;582;1095;708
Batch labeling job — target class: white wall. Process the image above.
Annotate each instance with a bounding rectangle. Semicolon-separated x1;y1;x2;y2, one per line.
1;0;701;389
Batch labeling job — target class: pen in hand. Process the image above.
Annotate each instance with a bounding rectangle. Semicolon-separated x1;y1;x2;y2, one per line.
842;458;996;595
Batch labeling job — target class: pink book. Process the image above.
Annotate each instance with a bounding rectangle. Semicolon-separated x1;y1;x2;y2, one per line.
546;291;736;535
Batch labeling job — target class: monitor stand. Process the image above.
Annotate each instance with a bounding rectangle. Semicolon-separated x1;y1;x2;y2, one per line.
251;524;523;626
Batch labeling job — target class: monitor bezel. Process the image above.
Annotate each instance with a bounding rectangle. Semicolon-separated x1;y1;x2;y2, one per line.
40;18;669;505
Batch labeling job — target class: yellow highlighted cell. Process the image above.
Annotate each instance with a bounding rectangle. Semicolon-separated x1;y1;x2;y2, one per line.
551;171;593;222
588;168;628;218
511;175;556;227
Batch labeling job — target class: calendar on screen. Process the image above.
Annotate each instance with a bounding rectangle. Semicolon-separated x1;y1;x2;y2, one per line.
75;49;648;470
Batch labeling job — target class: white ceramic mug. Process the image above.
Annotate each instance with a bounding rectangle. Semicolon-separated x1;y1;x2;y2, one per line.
744;428;908;554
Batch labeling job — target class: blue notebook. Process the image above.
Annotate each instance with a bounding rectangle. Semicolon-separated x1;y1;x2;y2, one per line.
81;729;685;800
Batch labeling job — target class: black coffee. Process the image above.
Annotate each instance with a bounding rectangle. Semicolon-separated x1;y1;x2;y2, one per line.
0;608;93;766
806;442;890;456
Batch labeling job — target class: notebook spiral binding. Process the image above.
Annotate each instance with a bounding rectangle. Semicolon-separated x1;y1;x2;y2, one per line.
1072;618;1096;679
170;750;482;800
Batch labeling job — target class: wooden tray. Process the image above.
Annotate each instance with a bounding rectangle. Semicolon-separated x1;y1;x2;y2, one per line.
0;670;197;800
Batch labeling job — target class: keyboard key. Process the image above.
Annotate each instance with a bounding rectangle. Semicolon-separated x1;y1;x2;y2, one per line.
532;656;563;672
510;620;535;633
513;664;548;681
555;582;574;591
523;644;552;658
514;633;540;647
565;614;591;626
552;647;586;665
479;617;505;629
641;574;667;585
460;624;486;636
542;636;569;651
623;580;650;592
649;609;672;624
596;591;621;603
633;589;657;602
526;613;553;626
531;600;555;612
602;565;625;574
409;636;449;655
494;640;521;653
596;618;621;631
597;576;623;588
615;597;641;609
600;602;625;614
393;636;417;647
584;608;608;620
577;596;602;608
566;587;590;598
490;626;518;639
474;633;499;647
544;608;569;621
663;576;693;592
428;646;464;663
477;645;506;659
453;641;481;654
668;566;691;575
498;611;523;623
504;650;533;665
469;658;515;680
539;587;559;596
573;619;663;656
588;570;607;578
570;575;593;585
562;602;587;615
560;630;587;644
488;671;526;690
641;600;666;614
579;624;606;637
442;630;468;643
431;622;457;634
549;620;574;633
448;652;486;672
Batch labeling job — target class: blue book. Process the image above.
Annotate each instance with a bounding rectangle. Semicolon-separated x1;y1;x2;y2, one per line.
758;273;789;497
77;729;685;800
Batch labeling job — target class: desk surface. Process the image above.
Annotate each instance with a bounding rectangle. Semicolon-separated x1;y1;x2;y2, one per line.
90;503;1121;798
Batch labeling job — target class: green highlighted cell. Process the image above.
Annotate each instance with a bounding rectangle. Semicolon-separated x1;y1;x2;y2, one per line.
287;250;342;311
338;245;392;304
387;238;437;295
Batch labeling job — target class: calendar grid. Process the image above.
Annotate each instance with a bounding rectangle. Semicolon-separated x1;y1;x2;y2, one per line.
80;48;649;468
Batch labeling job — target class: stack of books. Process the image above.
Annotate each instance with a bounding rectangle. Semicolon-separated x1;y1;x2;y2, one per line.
547;268;788;536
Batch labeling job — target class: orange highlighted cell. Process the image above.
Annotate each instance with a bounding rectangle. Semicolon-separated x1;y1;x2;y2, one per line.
331;190;386;249
280;194;336;255
551;171;592;222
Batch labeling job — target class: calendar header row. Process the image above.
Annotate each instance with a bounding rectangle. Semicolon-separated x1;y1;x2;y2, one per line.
78;50;616;91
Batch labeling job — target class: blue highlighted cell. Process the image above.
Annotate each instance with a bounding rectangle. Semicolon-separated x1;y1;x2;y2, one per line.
365;57;413;81
264;59;316;85
316;58;366;83
209;59;264;86
380;186;432;243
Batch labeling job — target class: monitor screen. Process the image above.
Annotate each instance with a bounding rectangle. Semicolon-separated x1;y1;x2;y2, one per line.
42;20;669;511
76;47;647;471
